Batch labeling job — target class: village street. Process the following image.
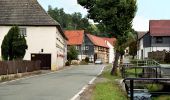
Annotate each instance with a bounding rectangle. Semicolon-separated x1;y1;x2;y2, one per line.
0;65;104;100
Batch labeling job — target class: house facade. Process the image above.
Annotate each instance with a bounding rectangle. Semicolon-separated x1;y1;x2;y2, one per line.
137;20;170;59
102;38;116;63
0;0;67;70
85;34;109;63
64;30;113;63
64;30;86;60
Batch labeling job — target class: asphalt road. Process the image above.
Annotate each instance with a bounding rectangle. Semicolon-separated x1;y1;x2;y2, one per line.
0;64;104;100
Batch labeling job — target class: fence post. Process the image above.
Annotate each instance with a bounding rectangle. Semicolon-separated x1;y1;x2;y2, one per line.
17;68;18;74
156;67;158;78
159;67;161;78
121;65;124;78
7;68;8;75
130;80;134;100
26;67;28;72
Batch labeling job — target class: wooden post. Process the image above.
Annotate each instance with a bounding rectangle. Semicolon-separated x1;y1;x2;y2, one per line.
122;65;124;78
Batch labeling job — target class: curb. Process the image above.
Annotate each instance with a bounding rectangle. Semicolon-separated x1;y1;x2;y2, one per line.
70;65;106;100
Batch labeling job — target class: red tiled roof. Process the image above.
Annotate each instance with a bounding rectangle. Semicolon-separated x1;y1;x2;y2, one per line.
150;20;170;36
86;34;109;48
102;37;116;46
64;30;84;45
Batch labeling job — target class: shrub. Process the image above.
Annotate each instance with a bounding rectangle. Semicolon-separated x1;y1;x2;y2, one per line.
145;84;163;92
65;61;70;66
67;46;78;61
1;26;28;60
80;61;88;65
85;57;89;63
165;53;170;63
71;60;79;65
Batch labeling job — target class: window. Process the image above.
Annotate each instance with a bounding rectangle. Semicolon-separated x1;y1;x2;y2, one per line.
156;37;163;43
76;46;79;50
85;46;89;50
19;28;26;37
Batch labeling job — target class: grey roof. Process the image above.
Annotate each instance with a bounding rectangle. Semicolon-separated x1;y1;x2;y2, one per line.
137;31;147;40
0;0;59;26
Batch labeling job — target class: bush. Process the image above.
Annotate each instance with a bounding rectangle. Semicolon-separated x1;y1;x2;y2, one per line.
65;61;70;66
165;53;170;63
67;46;78;61
71;60;79;65
145;84;163;92
80;61;88;65
1;26;28;60
85;57;89;63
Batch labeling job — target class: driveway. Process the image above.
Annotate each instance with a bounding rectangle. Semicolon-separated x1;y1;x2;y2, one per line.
0;64;104;100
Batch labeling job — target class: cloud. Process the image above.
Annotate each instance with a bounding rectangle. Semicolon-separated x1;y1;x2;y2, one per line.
133;16;149;32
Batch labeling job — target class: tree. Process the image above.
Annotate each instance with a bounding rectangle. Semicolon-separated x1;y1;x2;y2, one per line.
1;26;28;60
67;46;78;61
78;0;137;75
47;6;100;34
128;30;138;59
129;41;137;59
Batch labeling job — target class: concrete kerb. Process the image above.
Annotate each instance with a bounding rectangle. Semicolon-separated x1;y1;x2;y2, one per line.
0;66;74;85
70;65;106;100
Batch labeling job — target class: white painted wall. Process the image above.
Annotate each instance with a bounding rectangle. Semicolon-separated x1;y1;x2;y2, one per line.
137;38;144;59
151;47;170;52
0;26;66;70
138;37;170;59
143;47;151;58
106;41;115;63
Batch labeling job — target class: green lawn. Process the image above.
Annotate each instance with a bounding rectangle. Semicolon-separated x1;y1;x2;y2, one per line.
152;95;170;100
125;68;143;78
92;65;128;100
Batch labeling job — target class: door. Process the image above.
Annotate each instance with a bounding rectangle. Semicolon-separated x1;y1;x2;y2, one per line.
31;54;51;70
94;53;97;62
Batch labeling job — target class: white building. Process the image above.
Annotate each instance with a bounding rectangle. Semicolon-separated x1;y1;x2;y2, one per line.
0;0;67;70
103;38;116;63
137;20;170;59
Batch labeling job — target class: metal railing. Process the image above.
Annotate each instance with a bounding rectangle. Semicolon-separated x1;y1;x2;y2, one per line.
121;59;161;78
121;59;170;100
130;59;160;67
124;78;170;100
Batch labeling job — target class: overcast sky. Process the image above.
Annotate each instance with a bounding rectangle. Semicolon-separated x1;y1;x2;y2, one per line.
38;0;170;32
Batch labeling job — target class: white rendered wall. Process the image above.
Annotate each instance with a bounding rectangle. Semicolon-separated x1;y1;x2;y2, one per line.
151;47;170;52
137;38;144;59
0;26;66;70
106;41;114;63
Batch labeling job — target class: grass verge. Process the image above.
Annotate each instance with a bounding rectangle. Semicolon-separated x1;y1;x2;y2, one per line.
91;65;128;100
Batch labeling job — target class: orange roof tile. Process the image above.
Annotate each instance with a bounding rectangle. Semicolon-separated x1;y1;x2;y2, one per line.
64;30;84;45
102;37;116;46
86;34;109;48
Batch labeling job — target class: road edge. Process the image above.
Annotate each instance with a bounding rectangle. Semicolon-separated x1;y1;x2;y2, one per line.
0;66;74;85
70;65;106;100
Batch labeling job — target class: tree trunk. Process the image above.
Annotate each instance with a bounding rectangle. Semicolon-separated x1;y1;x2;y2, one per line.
132;55;135;59
111;51;120;75
120;54;123;64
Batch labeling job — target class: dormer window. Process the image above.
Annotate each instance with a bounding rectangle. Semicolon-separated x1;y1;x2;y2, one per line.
19;28;26;37
156;37;163;43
